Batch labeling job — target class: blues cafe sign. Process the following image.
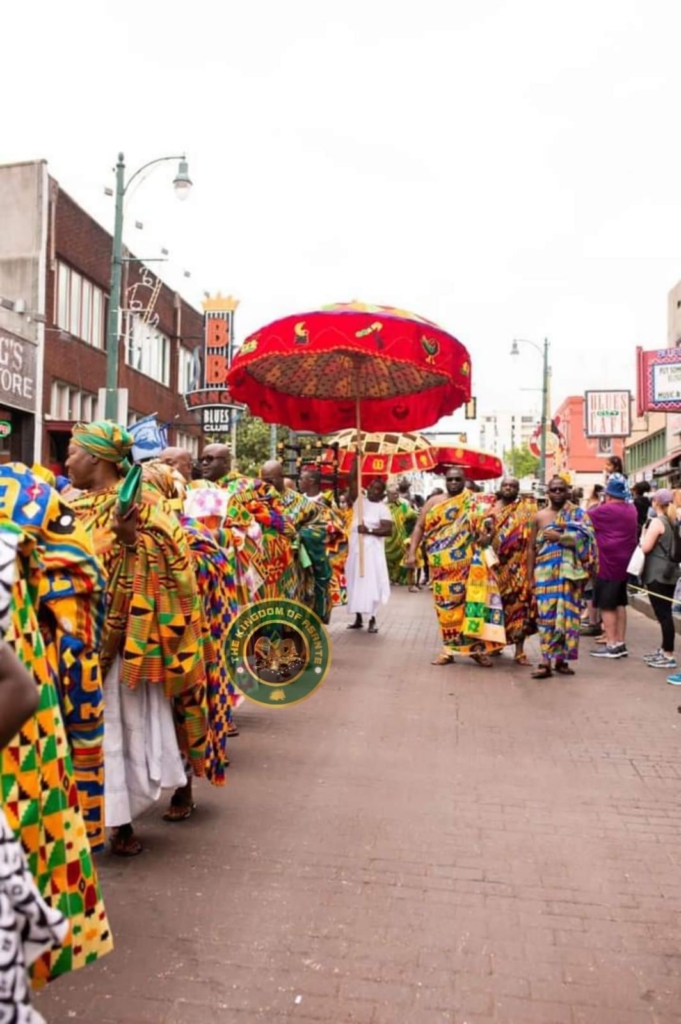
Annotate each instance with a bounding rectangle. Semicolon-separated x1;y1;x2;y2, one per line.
183;295;243;433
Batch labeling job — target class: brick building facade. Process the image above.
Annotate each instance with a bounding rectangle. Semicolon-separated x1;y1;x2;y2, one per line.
0;160;204;474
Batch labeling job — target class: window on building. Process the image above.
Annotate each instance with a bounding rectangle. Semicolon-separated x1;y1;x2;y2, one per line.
176;431;199;458
55;261;106;348
50;381;99;421
597;438;613;456
126;315;171;387
178;345;198;394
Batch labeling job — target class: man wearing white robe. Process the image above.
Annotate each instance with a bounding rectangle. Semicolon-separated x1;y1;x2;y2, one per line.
346;478;393;634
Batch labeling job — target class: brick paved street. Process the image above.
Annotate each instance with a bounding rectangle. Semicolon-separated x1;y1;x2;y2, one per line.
38;590;681;1024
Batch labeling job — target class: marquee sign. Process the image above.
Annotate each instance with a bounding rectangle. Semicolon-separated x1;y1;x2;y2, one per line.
636;347;681;415
183;294;243;433
584;390;631;438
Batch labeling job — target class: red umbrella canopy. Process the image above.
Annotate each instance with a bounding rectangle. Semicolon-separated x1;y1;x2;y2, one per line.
227;302;472;434
434;445;504;481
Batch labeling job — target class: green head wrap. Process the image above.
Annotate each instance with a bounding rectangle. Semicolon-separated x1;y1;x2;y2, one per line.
72;420;133;473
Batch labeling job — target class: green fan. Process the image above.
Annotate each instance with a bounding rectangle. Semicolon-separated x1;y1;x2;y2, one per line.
117;463;143;516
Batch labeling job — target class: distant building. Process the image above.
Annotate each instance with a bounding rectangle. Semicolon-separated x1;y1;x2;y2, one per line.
479;411;536;463
0;160;204;473
625;278;681;486
548;395;624;492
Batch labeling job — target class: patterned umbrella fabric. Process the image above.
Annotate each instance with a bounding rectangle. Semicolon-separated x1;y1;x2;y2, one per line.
433;445;504;481
321;430;437;477
227;302;472;434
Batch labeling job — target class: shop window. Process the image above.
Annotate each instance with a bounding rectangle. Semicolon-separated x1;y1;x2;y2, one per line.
50;381;98;421
55;261;106;348
176;431;199;457
126;315;171;387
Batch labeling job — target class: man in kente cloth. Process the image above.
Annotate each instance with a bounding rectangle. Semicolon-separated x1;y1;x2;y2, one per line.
142;459;238;812
66;422;207;856
492;478;537;665
406;467;506;667
299;467;349;610
199;443;297;607
527;476;597;679
261;460;333;623
162;446;242;741
385;481;417;586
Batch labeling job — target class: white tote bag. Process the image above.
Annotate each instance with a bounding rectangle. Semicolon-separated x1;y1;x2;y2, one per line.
626;545;645;577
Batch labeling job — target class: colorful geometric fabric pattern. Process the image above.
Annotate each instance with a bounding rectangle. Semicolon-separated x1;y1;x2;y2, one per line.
492;498;538;645
280;489;333;623
70;485;208;776
424;491;506;656
535;506;596;663
182;517;239;787
219;474;297;606
0;530;112;984
385;498;418;585
0;465;107;852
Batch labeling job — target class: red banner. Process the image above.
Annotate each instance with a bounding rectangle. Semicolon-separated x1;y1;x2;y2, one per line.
637;347;681;415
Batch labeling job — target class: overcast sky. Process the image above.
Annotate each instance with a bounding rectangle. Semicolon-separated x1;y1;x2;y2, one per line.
5;0;681;438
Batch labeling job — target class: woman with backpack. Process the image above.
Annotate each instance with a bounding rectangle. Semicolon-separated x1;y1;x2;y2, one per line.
641;489;680;673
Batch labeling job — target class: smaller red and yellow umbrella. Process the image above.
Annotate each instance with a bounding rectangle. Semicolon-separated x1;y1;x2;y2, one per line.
320;429;437;478
433;445;504;481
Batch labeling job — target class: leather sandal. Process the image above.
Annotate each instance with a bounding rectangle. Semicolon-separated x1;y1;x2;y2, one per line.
431;652;454;665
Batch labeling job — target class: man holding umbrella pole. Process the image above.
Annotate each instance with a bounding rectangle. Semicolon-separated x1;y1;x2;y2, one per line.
346;457;394;633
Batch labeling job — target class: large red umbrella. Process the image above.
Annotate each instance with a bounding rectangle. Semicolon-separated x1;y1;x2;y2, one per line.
228;301;472;573
227;302;471;434
433;445;504;481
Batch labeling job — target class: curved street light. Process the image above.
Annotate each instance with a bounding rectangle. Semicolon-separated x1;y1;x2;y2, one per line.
511;337;551;490
105;153;192;419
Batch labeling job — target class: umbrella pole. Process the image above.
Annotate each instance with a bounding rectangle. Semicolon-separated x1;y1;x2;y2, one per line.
355;388;365;579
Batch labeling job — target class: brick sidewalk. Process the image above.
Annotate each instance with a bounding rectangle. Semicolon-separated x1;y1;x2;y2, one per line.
37;590;681;1023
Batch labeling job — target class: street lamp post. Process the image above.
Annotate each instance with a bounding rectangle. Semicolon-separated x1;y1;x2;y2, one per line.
510;337;551;491
105;152;192;421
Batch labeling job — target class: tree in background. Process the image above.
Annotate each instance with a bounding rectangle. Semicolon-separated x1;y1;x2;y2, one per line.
232;413;291;477
508;444;539;479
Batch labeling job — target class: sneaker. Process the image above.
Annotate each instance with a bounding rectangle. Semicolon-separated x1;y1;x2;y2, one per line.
647;655;677;669
590;644;626;659
616;644;628;657
643;649;662;663
666;673;681;685
580;624;602;636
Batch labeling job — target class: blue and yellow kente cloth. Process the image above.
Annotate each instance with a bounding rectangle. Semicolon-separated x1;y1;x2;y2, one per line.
0;498;113;984
534;505;596;663
0;463;107;851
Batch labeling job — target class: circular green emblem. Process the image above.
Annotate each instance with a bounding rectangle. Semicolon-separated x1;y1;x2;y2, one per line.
226;599;331;707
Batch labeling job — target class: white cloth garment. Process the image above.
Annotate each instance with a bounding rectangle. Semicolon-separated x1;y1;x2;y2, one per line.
103;656;187;827
346;498;392;617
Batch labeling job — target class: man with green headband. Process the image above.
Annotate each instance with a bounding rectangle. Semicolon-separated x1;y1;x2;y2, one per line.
67;421;208;856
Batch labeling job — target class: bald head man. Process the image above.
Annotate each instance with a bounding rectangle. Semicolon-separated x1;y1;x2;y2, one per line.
199;443;232;482
261;460;285;494
160;447;194;482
